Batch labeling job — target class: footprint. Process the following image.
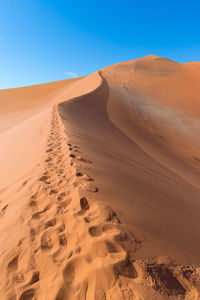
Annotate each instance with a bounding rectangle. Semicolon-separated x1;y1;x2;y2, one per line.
74;247;81;254
41;231;53;250
18;238;24;247
45;218;56;229
84;217;90;223
30;193;37;201
32;211;42;220
56;206;62;215
76;172;83;177
49;189;58;195
58;233;67;246
8;255;19;272
78;157;92;164
78;197;90;216
0;204;8;217
80;197;90;211
29;200;37;207
45;157;52;162
88;226;103;237
19;288;35;300
47;143;53;147
39;175;49;182
57;223;65;232
63;261;75;283
46;148;53;153
57;192;67;201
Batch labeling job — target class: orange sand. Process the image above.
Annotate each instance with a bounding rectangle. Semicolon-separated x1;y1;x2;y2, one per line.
0;56;200;299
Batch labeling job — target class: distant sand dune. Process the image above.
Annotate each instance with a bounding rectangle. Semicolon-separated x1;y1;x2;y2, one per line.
0;56;200;299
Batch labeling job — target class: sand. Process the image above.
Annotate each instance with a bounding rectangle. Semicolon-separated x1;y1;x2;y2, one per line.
0;56;200;299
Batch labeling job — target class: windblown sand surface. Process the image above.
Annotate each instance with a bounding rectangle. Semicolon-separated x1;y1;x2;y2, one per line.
1;56;200;299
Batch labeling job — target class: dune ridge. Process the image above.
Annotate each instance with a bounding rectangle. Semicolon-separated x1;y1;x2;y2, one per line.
0;56;200;299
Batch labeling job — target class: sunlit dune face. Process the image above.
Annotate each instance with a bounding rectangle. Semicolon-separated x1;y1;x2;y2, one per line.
104;56;200;118
102;56;200;166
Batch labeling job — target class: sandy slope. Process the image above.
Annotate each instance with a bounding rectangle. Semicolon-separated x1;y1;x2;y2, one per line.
1;56;200;299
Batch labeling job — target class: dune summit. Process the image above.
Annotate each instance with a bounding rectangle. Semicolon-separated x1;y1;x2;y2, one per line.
0;55;200;299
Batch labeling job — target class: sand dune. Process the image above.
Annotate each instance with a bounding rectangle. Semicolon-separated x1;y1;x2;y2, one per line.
0;56;200;299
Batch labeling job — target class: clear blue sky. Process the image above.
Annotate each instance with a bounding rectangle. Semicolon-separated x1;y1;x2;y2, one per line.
0;0;200;89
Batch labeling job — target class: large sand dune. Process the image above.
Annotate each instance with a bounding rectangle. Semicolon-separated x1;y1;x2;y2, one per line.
0;56;200;299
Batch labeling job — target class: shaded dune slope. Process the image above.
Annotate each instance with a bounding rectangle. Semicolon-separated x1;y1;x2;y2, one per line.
0;56;200;299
